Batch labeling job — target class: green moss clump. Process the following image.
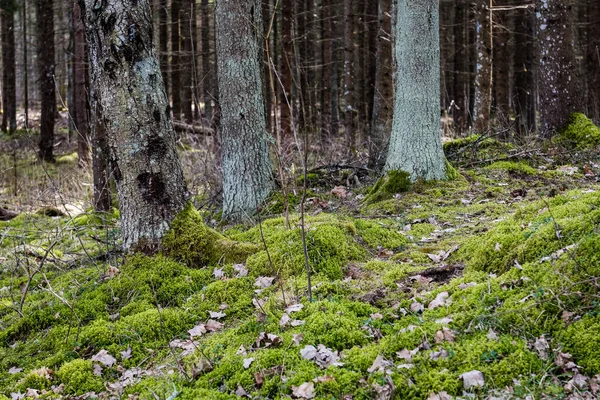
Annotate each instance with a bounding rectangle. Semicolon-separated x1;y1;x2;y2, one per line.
556;112;600;149
163;203;259;267
55;152;79;164
354;219;406;250
485;161;537;176
443;135;481;155
561;315;600;374
364;170;412;203
57;359;104;394
184;278;254;320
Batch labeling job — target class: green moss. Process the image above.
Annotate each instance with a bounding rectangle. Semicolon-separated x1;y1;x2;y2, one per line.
184;278;254;320
18;369;53;391
163;203;260;267
485;161;537;176
354;219;406;250
55;152;78;164
443;134;481;155
364;170;412;203
555;112;600;149
56;359;104;394
561;315;600;374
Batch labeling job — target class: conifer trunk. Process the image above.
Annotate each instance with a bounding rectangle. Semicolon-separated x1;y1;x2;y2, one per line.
37;0;56;162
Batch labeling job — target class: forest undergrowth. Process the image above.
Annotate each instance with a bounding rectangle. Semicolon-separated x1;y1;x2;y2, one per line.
2;122;600;399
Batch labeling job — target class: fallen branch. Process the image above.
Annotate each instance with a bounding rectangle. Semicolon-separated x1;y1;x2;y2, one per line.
0;207;19;221
172;120;214;135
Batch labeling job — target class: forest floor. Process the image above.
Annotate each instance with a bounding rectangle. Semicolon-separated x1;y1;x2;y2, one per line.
1;124;600;399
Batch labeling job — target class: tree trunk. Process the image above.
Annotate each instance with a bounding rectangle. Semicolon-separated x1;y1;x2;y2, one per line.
180;0;193;122
586;0;600;121
537;0;583;135
201;0;213;122
320;0;332;138
91;101;111;212
280;0;293;140
453;1;468;135
23;0;29;128
513;3;536;135
493;6;512;120
37;0;56;162
171;0;182;120
73;0;90;167
158;0;169;101
1;7;16;134
368;0;392;170
474;1;492;133
215;0;274;222
81;0;189;252
384;0;446;181
343;0;355;148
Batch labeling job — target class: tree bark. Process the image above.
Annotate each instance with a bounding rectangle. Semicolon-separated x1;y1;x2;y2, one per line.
37;0;56;162
474;1;492;133
453;1;468;134
385;0;446;181
73;0;90;167
537;0;583;135
91;101;111;212
200;0;213;122
22;0;29;128
280;0;293;139
215;0;274;222
81;0;189;252
585;0;600;121
1;6;16;134
158;0;169;101
171;0;182;120
513;3;536;135
180;0;193;122
320;0;333;138
368;0;392;170
343;0;355;147
493;5;512;120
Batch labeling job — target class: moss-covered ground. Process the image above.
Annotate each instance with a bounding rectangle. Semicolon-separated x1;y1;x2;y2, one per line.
2;125;600;399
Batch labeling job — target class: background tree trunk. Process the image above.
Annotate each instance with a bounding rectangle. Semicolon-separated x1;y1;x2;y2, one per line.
81;0;189;252
513;3;536;135
158;0;169;102
91;101;111;212
170;0;182;120
180;0;193;122
215;0;274;222
1;6;16;134
385;0;446;181
72;0;90;167
343;0;355;148
37;0;56;162
368;0;392;170
474;1;492;133
537;0;583;135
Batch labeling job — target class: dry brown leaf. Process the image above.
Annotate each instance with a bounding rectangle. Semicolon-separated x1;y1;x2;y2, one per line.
292;381;316;399
459;370;485;390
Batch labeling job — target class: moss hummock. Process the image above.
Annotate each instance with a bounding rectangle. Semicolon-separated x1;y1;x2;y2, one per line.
163;203;260;267
364;170;412;203
555;112;600;149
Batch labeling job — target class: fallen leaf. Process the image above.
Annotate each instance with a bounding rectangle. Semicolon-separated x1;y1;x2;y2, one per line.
236;345;248;356
209;311;226;319
213;267;225;279
459;370;485;390
428;391;452;400
235;385;249;397
434;317;453;325
429;348;449;361
396;349;412;362
243;358;255;369
188;323;207;338
91;349;117;367
330;186;348;198
206;319;224;332
533;336;549;360
7;367;22;374
285;303;304;313
428;292;449;309
427;253;442;263
367;355;393;374
120;346;132;361
292;381;316;399
434;327;456;343
370;313;384;320
255;276;275;288
458;282;477;289
486;329;499;341
292;333;304;346
280;313;291;327
410;302;424;313
92;363;103;376
291;319;306;326
25;389;39;398
233;264;248;277
313;375;335;383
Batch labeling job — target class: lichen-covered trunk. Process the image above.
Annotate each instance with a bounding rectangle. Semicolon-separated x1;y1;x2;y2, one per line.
80;0;189;252
215;0;274;222
1;10;16;134
73;1;90;167
368;0;392;170
474;1;492;133
537;0;583;135
384;0;446;181
37;0;56;162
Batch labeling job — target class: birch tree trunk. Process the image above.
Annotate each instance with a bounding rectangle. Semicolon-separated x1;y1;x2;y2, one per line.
80;0;189;252
384;0;446;181
215;0;274;222
538;0;583;135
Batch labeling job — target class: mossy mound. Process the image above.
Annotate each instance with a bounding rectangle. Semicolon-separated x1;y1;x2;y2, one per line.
364;170;412;203
555;112;600;149
163;203;260;267
485;160;537;176
444;135;515;164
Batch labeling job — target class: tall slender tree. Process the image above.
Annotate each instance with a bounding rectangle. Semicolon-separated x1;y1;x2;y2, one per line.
513;4;536;135
37;0;56;161
215;0;274;221
537;0;583;135
385;0;447;181
474;1;492;133
368;0;392;170
80;0;189;252
1;0;17;134
171;0;182;120
72;0;90;167
201;0;213;122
